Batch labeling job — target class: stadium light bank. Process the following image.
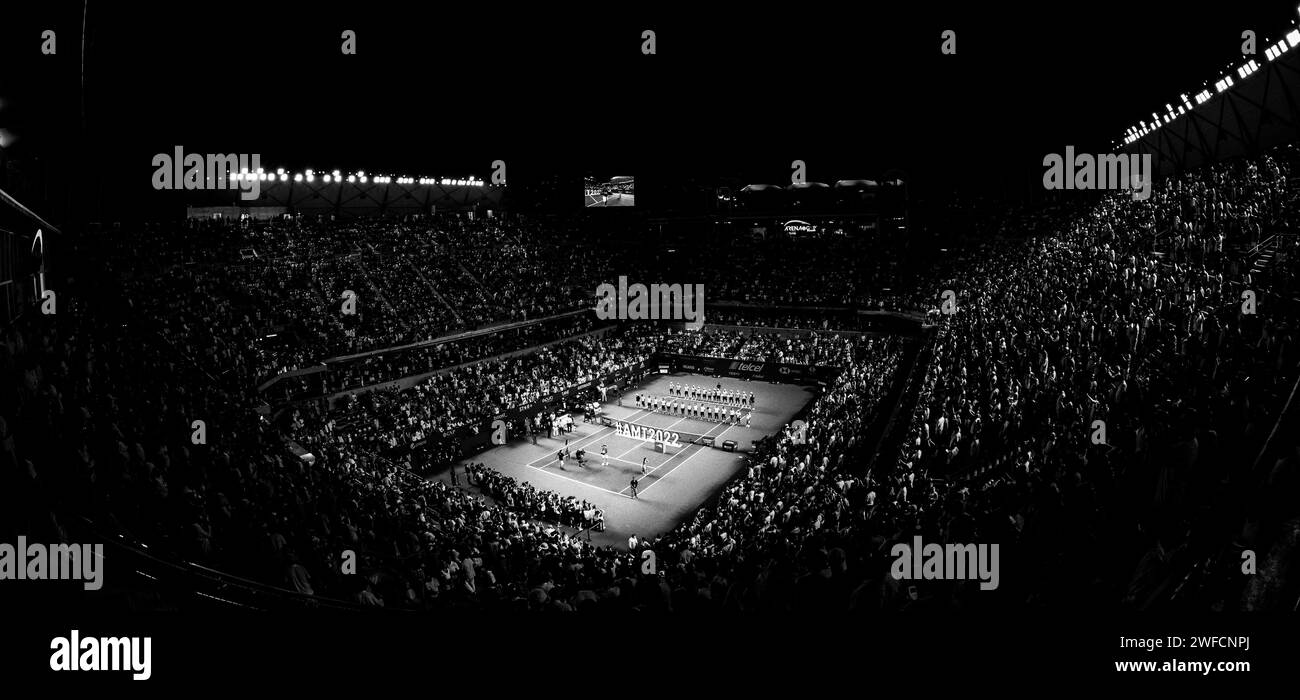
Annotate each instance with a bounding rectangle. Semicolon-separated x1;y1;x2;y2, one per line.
1122;27;1300;146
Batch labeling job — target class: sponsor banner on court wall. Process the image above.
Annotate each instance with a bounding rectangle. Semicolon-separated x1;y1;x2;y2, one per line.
656;354;840;384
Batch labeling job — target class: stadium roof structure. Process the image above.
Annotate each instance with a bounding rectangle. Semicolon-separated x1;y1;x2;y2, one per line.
1122;26;1300;177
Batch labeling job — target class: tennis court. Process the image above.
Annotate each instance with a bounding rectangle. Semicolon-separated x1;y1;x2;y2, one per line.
452;373;819;546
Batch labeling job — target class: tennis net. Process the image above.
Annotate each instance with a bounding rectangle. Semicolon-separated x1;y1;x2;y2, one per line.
598;415;735;449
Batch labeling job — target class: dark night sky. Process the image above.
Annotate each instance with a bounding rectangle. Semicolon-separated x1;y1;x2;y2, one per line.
3;1;1300;218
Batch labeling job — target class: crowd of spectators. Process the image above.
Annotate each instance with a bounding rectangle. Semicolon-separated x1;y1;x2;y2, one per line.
657;328;860;366
464;462;601;531
6;150;1300;611
885;154;1300;606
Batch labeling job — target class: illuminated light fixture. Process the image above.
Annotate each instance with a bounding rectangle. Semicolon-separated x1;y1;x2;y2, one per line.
360;176;368;183
1288;29;1300;46
346;175;355;183
280;173;288;181
276;168;285;175
324;175;332;183
229;173;238;181
294;173;303;182
332;170;341;177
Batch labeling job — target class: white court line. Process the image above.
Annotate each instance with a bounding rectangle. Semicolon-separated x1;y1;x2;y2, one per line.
602;455;659;468
618;438;700;496
524;449;673;497
636;438;736;498
542;453;652;470
512;383;727;492
622;419;737;498
527;408;652;468
523;463;628;497
703;420;734;444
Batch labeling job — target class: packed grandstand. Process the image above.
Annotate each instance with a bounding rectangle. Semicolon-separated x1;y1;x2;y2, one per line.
3;149;1299;613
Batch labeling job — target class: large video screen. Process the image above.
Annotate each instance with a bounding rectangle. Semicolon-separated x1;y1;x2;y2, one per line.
584;174;635;207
